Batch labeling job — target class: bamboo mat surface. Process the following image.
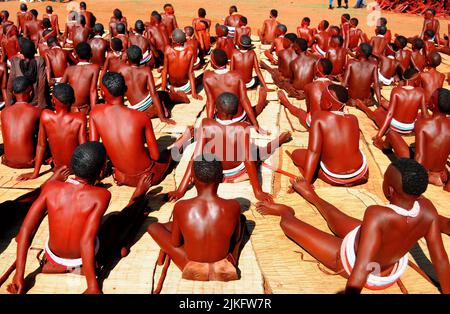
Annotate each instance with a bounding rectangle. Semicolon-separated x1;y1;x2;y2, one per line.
0;40;448;294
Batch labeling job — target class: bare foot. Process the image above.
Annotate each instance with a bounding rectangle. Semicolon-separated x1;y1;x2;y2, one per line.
289;177;315;201
256;201;295;217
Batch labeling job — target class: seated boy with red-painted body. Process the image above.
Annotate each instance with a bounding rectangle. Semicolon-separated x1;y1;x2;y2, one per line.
117;45;174;124
60;43;100;114
203;49;268;134
279;58;333;129
297;17;316;48
17;84;87;181
233;16;251;47
375;43;402;87
168;92;291;202
358;69;428;159
102;38;127;74
148;156;245;282
128;20;158;68
1;77;41;169
325;35;347;79
347;18;368;52
161;29;202;103
44;36;68;86
288;85;369;187
257;159;450;294
312;20;331;58
257;9;280;45
192;8;211;56
215;25;235;61
343;43;382;107
89;72;192;187
114;23;129;52
411;38;427;72
230;35;269;91
183;26;202;70
394;36;412;73
416;52;445;108
414;88;450;191
88;24;109;69
263;24;289;65
7;142;154;295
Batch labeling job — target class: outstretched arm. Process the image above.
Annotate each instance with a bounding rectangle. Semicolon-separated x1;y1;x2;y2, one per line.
239;79;260;131
425;214;450;294
253;52;269;90
204;79;215;119
188;53;201;100
17;116;47;181
303;118;323;185
160;49;169;91
345;207;382;294
144;118;160;161
89;67;100;107
375;93;397;139
147;70;172;124
244;127;273;202
80;193;110;294
8;191;48;294
372;65;382;105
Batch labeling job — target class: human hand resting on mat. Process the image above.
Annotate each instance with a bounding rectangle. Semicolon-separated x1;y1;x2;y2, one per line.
7;274;25;294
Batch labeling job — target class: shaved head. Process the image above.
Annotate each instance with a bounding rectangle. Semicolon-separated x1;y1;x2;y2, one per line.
172;29;186;44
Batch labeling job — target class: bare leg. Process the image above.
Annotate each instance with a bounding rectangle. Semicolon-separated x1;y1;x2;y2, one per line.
147;222;189;270
151;126;195;185
286;149;369;187
168;86;190;104
253;87;268;116
290;177;362;237
278;90;309;128
256;202;344;272
385;132;411;158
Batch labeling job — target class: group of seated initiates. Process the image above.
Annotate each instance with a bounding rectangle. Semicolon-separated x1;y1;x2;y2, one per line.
0;2;449;295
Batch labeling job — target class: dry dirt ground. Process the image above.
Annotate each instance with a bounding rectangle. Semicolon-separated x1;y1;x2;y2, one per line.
1;0;448;38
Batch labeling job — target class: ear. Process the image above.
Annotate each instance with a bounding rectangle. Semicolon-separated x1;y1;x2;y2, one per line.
386;186;394;200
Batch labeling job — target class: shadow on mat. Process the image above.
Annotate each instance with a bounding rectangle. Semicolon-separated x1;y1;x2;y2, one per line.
96;187;166;287
0;189;40;255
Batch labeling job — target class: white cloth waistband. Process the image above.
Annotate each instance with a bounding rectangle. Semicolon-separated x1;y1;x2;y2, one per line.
315;44;326;56
378;69;394;86
168;80;191;93
223;162;246;177
194;56;201;67
390;118;415;133
320;150;368;179
215;111;247;125
128;94;153;111
245;77;256;89
45;237;100;268
141;50;152;64
340;226;409;289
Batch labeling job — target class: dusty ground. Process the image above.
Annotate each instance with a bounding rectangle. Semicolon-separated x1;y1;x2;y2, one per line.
1;0;449;38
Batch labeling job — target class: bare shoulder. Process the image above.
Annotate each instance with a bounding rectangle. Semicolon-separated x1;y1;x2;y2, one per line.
223;198;241;215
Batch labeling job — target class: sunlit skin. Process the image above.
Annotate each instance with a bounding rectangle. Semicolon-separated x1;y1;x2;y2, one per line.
23;13;43;47
89;77;191;187
414;92;450;189
343;46;382;107
8;165;154;294
117;48;174;123
287;88;368;187
17;90;87;181
161;5;178;36
257;171;450;294
203;52;266;134
1;86;41;169
60;49;100;114
44;41;68;85
148;165;244;281
258;12;280;44
230;38;269;90
161;33;202;102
